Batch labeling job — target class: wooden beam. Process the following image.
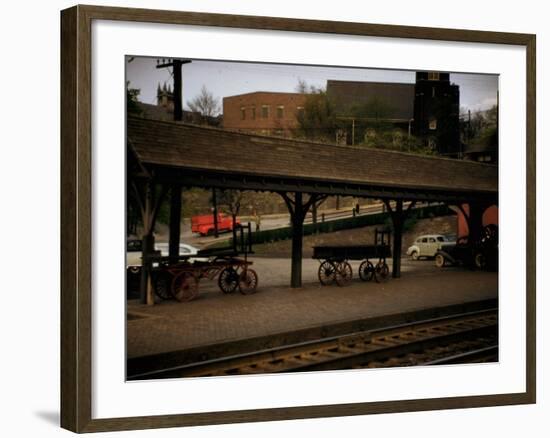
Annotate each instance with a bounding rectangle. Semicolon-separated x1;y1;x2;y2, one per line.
150;168;497;204
168;184;182;261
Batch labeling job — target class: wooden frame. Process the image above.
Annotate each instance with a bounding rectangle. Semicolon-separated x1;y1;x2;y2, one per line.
61;4;536;433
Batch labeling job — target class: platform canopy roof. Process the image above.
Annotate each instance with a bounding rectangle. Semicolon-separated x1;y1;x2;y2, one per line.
127;117;498;203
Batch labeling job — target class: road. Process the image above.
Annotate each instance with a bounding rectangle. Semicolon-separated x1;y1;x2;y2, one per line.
178;201;427;248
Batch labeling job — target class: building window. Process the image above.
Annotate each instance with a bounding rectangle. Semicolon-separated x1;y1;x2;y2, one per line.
432;87;436;97
428;72;440;81
261;105;269;118
251;107;256;120
428;138;437;150
277;105;284;118
429;118;437;130
240;107;246;120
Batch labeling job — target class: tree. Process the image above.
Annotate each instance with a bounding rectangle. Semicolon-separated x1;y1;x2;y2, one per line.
295;78;323;94
126;81;142;116
295;91;340;142
126;81;143;236
216;190;243;224
187;85;220;117
462;104;498;150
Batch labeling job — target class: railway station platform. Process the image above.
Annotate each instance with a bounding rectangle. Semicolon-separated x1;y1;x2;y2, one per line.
127;262;497;377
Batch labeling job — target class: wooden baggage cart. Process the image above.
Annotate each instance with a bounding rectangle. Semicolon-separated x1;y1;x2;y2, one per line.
312;229;391;286
151;223;258;302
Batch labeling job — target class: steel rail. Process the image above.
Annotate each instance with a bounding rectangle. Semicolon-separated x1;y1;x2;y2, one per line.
130;308;497;380
424;345;499;365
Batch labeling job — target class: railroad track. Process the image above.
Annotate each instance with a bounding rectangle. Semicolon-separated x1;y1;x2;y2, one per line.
132;309;498;380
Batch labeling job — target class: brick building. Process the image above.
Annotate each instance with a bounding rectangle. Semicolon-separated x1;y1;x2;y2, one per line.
222;73;461;156
222;91;307;136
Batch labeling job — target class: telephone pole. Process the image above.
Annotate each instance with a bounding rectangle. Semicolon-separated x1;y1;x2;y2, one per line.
155;58;192;121
156;58;192;260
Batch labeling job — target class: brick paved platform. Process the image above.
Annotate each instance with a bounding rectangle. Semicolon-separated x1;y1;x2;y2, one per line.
127;267;498;361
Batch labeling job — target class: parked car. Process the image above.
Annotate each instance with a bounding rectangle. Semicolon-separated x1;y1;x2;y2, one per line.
126;240;209;298
435;225;498;270
406;234;451;260
191;213;240;236
126;241;204;271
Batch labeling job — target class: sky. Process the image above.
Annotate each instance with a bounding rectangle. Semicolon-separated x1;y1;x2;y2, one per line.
126;56;498;116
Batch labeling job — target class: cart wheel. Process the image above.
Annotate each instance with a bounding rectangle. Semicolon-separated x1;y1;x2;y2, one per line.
335;261;353;286
238;269;258;295
435;254;446;268
171;272;199;302
374;261;390;283
358;260;375;281
153;271;173;300
474;252;487;270
318;260;336;285
218;267;239;294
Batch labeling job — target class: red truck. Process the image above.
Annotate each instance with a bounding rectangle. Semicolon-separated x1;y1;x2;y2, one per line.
191;213;240;236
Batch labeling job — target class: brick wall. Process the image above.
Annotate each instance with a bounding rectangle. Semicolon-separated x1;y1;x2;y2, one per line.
223;92;306;136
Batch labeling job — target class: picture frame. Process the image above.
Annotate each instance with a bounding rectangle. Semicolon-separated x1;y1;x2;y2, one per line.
60;4;536;433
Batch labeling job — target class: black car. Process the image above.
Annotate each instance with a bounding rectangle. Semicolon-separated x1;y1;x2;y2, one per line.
434;225;498;271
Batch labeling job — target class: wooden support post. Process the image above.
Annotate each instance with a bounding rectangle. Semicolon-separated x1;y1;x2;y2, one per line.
291;192;304;288
280;192;324;288
392;199;404;279
140;181;154;304
383;198;413;279
468;202;485;244
168;184;182;262
212;188;219;238
139;233;154;304
135;180;168;305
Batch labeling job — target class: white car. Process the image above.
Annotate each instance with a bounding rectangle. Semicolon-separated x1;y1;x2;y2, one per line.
406;234;449;260
126;241;205;271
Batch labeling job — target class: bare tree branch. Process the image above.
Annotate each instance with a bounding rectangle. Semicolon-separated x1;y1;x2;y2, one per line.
187;85;220;117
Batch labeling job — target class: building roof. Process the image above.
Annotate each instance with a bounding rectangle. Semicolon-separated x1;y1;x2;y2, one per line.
326;80;415;120
135;102;222;126
136;102;174;122
127;117;497;201
223;91;306;100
